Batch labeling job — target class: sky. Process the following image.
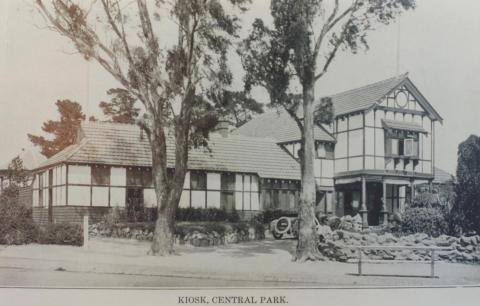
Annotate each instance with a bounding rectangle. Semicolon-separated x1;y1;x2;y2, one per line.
0;0;479;175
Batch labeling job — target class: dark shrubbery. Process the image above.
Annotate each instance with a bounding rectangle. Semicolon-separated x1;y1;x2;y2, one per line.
1;186;83;246
38;223;83;246
401;207;449;237
175;207;240;222
0;186;39;245
452;135;480;235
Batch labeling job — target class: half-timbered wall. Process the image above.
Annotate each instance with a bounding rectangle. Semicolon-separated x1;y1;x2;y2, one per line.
334;113;364;173
334;85;435;175
283;141;334;188
33;164;262;212
32;164;66;208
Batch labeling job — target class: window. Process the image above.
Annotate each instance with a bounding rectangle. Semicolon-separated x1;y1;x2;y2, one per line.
126;168;152;187
190;171;206;190
316;143;326;158
92;166;110;185
404;139;418;157
221;173;235;191
385;130;419;158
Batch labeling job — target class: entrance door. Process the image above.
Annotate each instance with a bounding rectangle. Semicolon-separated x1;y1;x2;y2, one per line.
126;188;144;222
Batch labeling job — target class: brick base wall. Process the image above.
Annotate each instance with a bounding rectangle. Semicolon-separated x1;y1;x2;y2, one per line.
33;206;111;225
33;206;262;225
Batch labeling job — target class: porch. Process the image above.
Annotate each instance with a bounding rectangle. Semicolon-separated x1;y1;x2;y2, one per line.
334;176;424;228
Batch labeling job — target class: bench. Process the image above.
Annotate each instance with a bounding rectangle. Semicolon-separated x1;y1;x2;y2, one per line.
347;245;452;278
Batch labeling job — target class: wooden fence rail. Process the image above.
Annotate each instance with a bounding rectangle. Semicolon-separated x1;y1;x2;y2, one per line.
347;245;452;278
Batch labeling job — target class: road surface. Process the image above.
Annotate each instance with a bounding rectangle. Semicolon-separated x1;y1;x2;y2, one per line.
0;266;317;287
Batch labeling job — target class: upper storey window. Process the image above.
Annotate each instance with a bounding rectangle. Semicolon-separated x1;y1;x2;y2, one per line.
385;129;419;158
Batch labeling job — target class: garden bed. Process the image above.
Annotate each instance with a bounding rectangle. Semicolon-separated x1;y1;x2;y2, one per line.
89;221;265;247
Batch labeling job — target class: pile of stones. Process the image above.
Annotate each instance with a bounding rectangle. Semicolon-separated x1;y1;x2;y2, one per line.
319;230;480;263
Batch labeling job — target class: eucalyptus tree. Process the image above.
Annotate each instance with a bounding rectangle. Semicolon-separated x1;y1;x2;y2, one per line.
35;0;250;255
241;0;415;261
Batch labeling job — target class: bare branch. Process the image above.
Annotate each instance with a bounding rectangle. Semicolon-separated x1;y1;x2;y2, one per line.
314;16;354;81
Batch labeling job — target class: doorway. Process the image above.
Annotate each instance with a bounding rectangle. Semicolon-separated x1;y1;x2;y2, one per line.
126;188;144;222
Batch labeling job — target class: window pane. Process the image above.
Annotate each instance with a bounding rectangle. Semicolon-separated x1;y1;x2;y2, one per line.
190;171;206;190
92;166;110;185
144;189;157;208
191;190;206;208
68;186;91;206
110;187;126;207
221;173;235;191
92;187;109;206
391;139;399;155
316;143;326;158
207;173;221;190
111;167;126;186
68;165;91;184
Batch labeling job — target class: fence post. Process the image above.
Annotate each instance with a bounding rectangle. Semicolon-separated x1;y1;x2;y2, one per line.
430;249;435;278
83;215;89;249
358;248;362;276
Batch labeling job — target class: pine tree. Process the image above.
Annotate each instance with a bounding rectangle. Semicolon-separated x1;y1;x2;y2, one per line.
28;99;85;158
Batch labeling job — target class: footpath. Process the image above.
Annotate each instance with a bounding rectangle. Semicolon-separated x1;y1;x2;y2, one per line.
1;238;480;287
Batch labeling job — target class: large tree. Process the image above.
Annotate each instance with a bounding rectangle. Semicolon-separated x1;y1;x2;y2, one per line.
241;0;415;261
35;0;250;255
99;88;140;124
28;99;86;158
453;135;480;235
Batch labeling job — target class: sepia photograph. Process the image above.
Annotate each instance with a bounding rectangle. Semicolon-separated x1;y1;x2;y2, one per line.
0;0;480;305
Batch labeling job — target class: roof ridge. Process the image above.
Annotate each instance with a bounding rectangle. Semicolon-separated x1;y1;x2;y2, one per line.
328;73;408;98
82;121;137;127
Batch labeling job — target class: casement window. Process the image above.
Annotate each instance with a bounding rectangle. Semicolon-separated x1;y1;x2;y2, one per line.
385;130;419;158
190;171;206;190
92;166;110;185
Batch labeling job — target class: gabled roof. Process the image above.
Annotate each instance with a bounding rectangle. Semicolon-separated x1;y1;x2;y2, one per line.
433;167;455;184
320;73;443;122
233;109;335;143
37;122;301;181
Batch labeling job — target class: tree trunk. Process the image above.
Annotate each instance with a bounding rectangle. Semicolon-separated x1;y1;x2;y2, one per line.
294;78;324;262
149;117;190;256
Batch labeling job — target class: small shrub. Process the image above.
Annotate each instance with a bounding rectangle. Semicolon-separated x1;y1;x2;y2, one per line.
175;207;239;222
401;207;449;237
0;187;39;245
39;223;83;246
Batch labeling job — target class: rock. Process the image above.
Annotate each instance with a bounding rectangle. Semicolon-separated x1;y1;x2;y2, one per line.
414;233;429;243
352;214;362;224
350;232;362;240
328;216;341;230
435;238;452;247
384;233;398;244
